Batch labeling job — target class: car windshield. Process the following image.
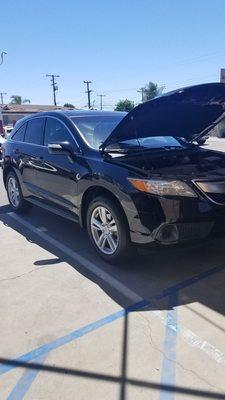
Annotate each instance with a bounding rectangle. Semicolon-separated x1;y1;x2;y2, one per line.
71;115;125;149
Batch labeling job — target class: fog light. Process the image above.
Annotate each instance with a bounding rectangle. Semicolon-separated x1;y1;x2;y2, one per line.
156;224;179;244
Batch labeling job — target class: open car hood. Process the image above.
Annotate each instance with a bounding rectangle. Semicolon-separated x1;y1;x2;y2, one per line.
100;83;225;150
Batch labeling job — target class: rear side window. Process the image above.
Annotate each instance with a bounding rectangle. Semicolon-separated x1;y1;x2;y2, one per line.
25;118;45;145
44;117;72;146
12;124;26;142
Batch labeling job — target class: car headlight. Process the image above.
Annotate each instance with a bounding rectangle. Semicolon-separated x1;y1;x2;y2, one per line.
128;178;197;197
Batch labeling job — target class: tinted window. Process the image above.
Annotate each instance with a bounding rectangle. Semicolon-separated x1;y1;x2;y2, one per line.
44;117;72;145
25;118;45;145
12;124;27;142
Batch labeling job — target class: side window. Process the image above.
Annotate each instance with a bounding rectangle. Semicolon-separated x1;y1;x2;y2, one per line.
25;118;45;145
11;123;27;142
44;118;72;146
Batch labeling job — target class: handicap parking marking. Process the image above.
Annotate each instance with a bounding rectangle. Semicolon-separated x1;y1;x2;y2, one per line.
153;308;225;367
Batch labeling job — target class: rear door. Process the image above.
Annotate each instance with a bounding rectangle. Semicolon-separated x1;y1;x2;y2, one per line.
34;116;79;212
12;117;46;199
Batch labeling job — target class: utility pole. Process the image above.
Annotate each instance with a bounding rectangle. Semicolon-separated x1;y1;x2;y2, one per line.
97;94;106;110
46;74;60;106
84;81;92;109
0;51;7;66
0;92;7;105
220;69;225;83
137;87;145;103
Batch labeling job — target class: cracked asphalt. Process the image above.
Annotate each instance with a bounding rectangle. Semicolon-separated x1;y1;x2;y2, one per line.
1;138;225;399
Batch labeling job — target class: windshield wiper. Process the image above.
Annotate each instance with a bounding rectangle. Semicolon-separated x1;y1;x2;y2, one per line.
162;146;183;150
104;145;184;154
103;147;140;154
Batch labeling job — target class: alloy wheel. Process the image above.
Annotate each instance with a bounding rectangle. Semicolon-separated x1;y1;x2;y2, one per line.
90;206;119;254
8;176;20;208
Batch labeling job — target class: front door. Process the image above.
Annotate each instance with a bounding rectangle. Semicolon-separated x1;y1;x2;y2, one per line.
34;116;80;213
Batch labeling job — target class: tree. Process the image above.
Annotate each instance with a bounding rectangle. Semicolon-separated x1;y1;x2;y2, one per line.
10;95;22;104
10;95;31;105
141;82;164;102
64;103;75;108
115;99;134;112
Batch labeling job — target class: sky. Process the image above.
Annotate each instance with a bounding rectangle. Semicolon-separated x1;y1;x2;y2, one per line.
1;0;225;109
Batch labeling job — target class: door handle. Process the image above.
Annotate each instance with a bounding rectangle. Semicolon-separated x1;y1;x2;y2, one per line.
14;148;20;155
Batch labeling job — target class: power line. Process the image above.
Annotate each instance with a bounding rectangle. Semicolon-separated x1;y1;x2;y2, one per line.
97;94;106;110
46;74;60;106
93;50;225;86
84;81;92;109
0;92;7;105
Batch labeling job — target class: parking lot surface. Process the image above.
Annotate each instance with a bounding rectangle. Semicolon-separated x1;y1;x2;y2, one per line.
1;138;225;399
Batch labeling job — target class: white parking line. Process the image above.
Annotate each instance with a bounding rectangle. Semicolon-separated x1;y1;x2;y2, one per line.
7;212;142;303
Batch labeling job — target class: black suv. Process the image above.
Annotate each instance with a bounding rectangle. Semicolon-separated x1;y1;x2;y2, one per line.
2;83;225;262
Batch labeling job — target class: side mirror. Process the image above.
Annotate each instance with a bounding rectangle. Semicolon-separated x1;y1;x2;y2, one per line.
48;141;74;156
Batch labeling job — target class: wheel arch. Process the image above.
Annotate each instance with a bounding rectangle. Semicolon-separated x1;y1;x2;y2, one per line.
3;165;15;187
80;185;129;231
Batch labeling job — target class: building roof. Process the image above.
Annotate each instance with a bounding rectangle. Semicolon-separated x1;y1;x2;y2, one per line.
60;109;126;117
0;104;76;113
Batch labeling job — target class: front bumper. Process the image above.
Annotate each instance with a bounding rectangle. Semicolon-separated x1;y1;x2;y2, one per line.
125;192;225;245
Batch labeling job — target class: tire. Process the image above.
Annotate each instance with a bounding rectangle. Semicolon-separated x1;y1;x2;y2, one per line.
6;171;31;213
86;196;130;262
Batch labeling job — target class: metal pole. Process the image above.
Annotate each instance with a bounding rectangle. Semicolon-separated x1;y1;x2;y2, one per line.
0;51;7;66
0;92;7;105
84;81;92;109
46;74;60;106
97;94;106;110
137;88;144;103
52;76;56;106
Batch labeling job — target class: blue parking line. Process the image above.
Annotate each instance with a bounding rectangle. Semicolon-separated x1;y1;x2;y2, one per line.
159;292;178;400
156;261;225;299
7;354;47;400
1;261;225;377
0;299;149;376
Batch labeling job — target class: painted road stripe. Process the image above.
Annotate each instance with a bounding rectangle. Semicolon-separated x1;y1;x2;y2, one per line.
7;212;142;303
7;355;47;400
159;293;178;400
153;309;225;366
0;300;149;376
